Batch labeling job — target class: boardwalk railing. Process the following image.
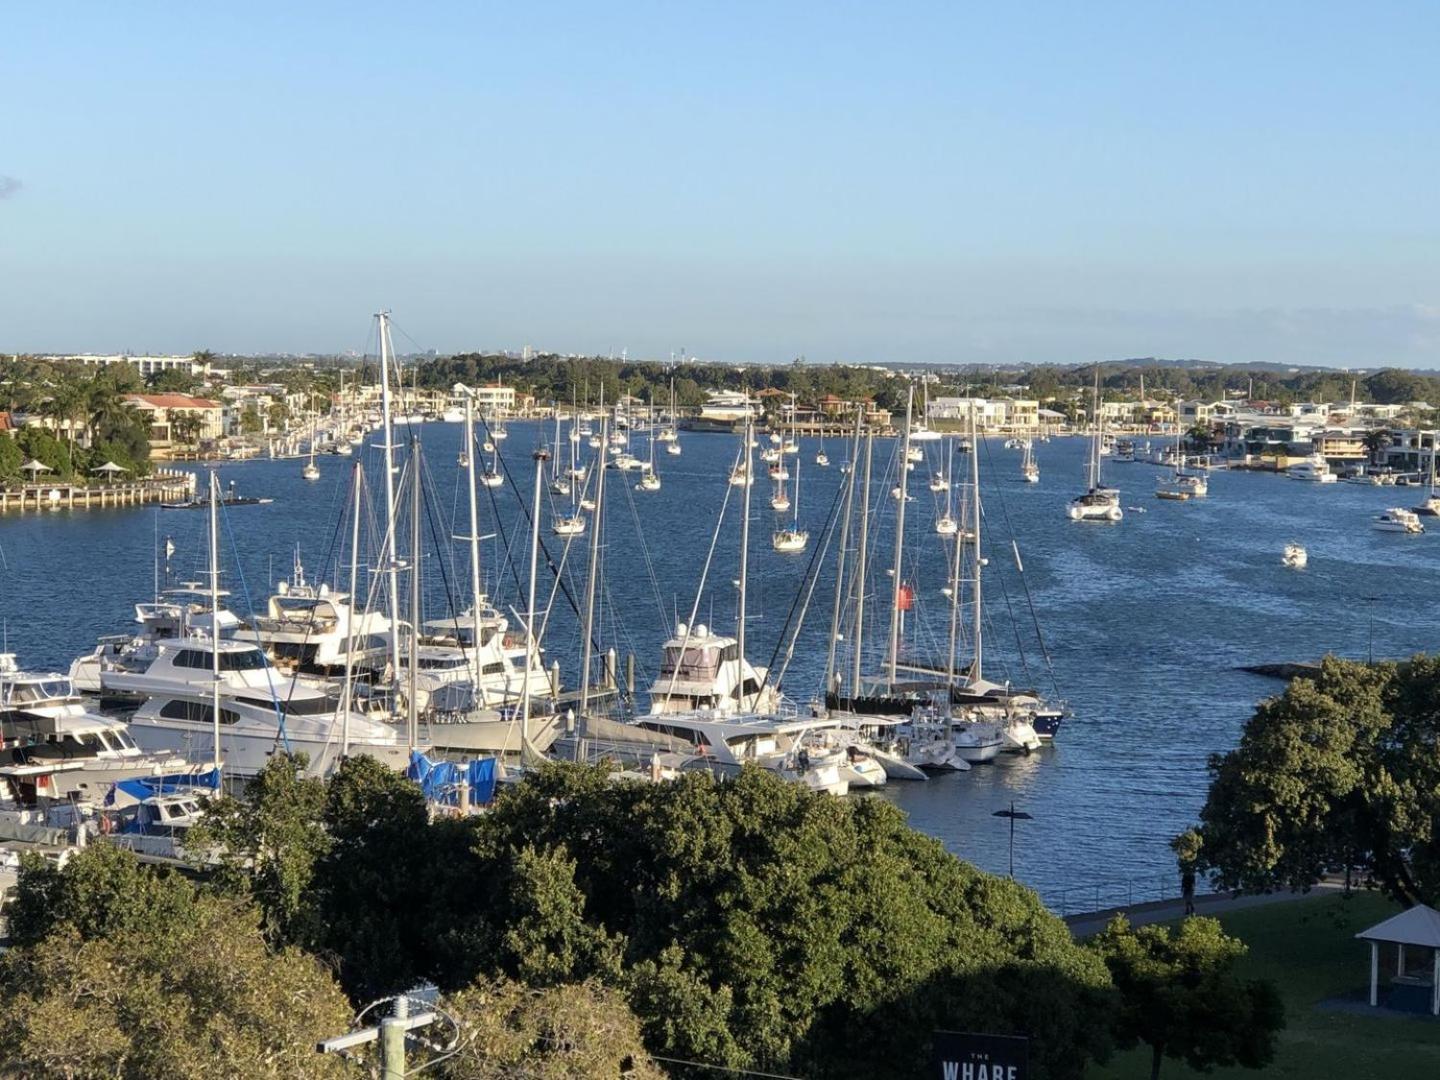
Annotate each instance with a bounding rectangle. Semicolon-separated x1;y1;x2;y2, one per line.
0;469;195;513
1043;874;1182;917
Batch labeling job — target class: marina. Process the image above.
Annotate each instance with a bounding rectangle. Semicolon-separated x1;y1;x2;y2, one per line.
0;398;1431;908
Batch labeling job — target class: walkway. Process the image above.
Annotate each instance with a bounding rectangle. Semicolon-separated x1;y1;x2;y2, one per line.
1064;880;1344;938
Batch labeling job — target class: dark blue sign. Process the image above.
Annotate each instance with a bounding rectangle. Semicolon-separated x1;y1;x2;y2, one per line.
932;1031;1029;1080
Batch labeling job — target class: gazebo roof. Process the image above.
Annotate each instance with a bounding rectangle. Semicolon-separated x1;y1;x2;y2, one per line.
1356;904;1440;948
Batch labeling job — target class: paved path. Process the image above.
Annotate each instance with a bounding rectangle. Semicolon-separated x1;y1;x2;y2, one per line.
1065;880;1344;938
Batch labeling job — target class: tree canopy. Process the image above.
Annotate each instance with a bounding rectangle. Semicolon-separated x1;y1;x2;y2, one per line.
1092;915;1284;1080
1190;655;1440;906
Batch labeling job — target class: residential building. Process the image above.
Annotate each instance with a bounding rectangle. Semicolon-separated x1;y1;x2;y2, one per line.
124;394;224;452
44;353;210;377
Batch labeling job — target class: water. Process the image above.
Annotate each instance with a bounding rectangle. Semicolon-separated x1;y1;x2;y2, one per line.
1;424;1432;910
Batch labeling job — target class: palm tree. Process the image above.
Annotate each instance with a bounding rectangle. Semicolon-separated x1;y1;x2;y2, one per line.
1362;428;1391;461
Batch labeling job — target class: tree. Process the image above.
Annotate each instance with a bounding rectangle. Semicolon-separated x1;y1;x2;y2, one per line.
0;435;22;481
187;752;331;945
1190;656;1440;906
437;979;663;1079
0;845;352;1079
460;765;1114;1079
168;410;204;446
15;426;72;477
1091;916;1283;1080
1362;428;1391;457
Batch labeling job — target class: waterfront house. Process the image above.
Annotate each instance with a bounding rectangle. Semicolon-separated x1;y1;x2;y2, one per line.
124;394;223;455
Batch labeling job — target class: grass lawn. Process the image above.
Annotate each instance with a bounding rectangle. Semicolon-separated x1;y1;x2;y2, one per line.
1085;891;1440;1079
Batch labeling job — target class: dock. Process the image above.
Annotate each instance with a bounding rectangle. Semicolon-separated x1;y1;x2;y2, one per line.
0;470;194;514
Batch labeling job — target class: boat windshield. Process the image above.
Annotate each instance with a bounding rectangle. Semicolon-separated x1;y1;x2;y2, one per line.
6;678;73;704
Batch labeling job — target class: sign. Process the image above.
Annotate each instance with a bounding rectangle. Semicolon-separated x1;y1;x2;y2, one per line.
932;1031;1029;1080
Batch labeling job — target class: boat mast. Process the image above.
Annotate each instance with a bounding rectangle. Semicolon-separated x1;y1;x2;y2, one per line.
850;422;873;698
521;443;549;735
341;460;362;758
207;470;222;772
945;461;964;686
407;434;421;751
825;411;862;693
969;407;983;681
578;415;608;731
737;406;754;706
886;383;915;685
376;313;403;691
462;389;483;690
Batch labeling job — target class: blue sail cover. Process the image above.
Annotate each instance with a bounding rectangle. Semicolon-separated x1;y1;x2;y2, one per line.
107;767;223;807
407;751;496;807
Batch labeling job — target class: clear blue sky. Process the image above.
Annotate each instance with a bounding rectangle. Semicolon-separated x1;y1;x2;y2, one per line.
3;2;1438;367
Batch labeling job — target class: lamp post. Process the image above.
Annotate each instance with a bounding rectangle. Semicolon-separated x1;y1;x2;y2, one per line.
992;802;1033;879
1363;594;1380;665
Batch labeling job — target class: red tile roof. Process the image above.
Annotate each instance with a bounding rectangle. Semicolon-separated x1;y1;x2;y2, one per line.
125;394;220;410
0;412;12;432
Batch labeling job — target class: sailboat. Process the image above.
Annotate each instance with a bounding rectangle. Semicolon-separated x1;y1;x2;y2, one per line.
301;415;320;480
548;410;571;495
662;378;682;455
332;370;354;455
772;455;808;552
815;430;829;467
481;438;504;487
1020;439;1039;483
635;424;661;491
1068;372;1122;521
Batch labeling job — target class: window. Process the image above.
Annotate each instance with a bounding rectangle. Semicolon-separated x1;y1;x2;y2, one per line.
219;649;269;672
236;693;338;716
157;699;241;725
481;662;505;676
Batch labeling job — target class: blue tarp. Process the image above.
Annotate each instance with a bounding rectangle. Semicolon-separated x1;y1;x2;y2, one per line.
407;751;496;807
107;767;223;807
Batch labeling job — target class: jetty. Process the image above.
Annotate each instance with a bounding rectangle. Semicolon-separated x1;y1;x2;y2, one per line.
0;469;194;514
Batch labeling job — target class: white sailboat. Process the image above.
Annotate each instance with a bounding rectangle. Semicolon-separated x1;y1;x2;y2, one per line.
772;454;809;552
1068;372;1122;522
301;415;320;481
1020;439;1039;483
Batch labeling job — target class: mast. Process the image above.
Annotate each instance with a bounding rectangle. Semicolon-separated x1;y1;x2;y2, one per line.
521;443;549;734
969;408;983;681
850;424;874;697
825;411;862;693
207;471;222;772
463;391;483;682
886;383;915;685
578;416;608;729
376;313;403;689
945;450;965;686
407;434;421;751
737;407;754;704
341;460;362;758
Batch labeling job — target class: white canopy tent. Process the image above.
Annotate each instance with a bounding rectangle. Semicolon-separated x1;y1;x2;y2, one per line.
1356;904;1440;1015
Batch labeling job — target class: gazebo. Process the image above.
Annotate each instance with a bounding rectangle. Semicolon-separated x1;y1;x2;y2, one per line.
20;459;52;478
1356;904;1440;1015
91;461;128;476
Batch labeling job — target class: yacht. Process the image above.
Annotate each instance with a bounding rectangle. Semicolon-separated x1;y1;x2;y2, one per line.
1288;453;1337;482
1374;507;1424;534
244;559;393;675
647;623;780;717
69;585;241;695
1282;543;1308;568
584;710;850;796
117;640;412;776
552;514;586;537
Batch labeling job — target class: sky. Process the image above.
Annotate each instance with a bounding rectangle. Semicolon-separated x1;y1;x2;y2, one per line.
2;2;1439;367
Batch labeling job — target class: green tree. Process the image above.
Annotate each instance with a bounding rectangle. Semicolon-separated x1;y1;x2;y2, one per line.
169;410;205;446
1189;656;1440;905
0;845;352;1079
15;426;72;477
1091;915;1284;1080
187;752;331;945
437;979;663;1079
0;435;22;481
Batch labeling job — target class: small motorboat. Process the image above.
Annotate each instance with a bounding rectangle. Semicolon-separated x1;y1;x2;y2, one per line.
1374;507;1424;534
1282;543;1307;568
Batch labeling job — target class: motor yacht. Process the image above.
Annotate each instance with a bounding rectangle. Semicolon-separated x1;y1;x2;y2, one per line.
1287;453;1337;482
647;623;780;717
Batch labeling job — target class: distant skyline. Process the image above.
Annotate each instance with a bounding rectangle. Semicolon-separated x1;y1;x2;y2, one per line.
4;3;1439;367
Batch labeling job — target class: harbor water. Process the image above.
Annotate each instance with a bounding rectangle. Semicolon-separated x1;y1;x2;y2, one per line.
1;423;1432;910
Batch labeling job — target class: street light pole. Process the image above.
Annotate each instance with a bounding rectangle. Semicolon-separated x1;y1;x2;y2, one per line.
992;801;1034;879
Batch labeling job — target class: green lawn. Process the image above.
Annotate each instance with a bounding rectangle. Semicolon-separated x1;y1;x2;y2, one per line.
1085;892;1440;1080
